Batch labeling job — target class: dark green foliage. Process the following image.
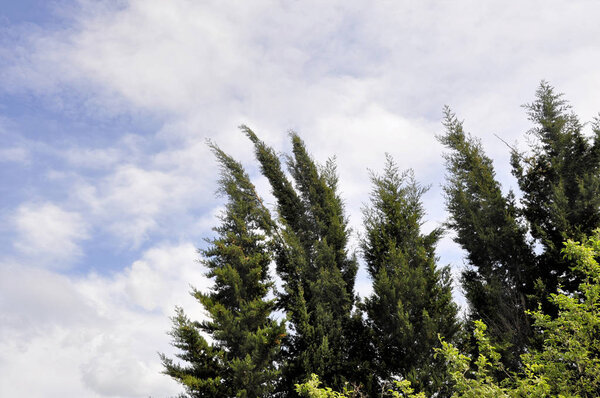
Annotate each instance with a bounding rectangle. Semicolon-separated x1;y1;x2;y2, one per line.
512;81;600;297
161;308;224;397
243;126;359;394
162;81;600;397
297;232;600;397
440;81;600;370
361;156;459;395
161;142;285;398
437;232;600;398
439;107;534;367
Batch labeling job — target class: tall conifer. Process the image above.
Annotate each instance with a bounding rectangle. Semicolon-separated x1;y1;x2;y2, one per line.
244;127;359;394
512;81;600;299
362;156;458;395
440;107;535;367
161;143;285;398
440;82;600;368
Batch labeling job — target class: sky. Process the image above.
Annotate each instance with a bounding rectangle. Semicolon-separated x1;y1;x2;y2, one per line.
1;1;600;396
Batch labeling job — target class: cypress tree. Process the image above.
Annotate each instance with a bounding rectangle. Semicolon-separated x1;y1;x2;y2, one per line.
243;127;360;394
439;107;535;367
362;155;459;396
511;81;600;299
161;142;285;398
440;81;600;368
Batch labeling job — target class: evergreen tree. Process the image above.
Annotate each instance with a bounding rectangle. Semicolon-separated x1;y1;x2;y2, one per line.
161;142;285;398
440;81;600;368
243;127;360;394
511;81;600;298
439;107;535;367
435;232;600;398
361;155;459;396
298;230;600;397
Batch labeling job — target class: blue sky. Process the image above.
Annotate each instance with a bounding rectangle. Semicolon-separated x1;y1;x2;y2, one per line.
2;1;600;397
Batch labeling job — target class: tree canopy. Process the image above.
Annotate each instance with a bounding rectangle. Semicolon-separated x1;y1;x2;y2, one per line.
163;82;600;398
160;143;285;397
440;81;600;369
362;156;458;395
297;230;600;398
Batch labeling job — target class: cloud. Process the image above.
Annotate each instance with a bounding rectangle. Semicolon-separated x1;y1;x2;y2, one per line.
0;242;208;398
62;146;125;169
0;146;30;163
5;1;600;121
5;0;600;196
0;262;94;340
12;202;90;268
72;155;216;248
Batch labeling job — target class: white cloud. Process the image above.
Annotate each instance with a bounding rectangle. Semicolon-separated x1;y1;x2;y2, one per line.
0;242;208;398
5;0;600;203
13;203;90;268
6;1;600;121
73;163;206;248
63;146;125;169
0;146;30;163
